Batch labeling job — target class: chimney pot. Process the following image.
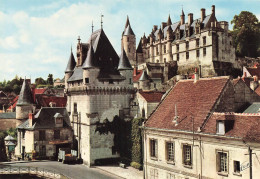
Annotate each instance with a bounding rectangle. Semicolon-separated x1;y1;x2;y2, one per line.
201;8;206;22
29;113;34;127
188;13;193;25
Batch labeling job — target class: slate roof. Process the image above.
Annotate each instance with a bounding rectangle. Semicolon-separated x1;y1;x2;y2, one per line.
145;77;230;131
18;107;71;130
67;67;83;82
68;29;122;82
0;112;16;119
139;91;164;103
82;43;97;69
136;39;143;53
118;49;132;70
203;112;260;143
139;70;149;81
4;135;15;141
65;52;76;73
124;25;135;36
17;79;34;106
243;103;260;113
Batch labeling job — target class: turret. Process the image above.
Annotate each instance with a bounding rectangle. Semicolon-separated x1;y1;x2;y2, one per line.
181;9;185;25
16;78;35;125
121;16;136;66
82;42;100;85
65;49;76;89
139;70;150;90
118;49;133;86
167;15;172;26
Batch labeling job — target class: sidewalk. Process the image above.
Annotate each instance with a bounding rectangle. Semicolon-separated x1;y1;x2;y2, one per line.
95;164;143;179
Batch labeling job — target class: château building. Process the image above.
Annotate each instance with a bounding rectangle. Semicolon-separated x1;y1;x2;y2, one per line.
65;28;135;166
137;5;236;79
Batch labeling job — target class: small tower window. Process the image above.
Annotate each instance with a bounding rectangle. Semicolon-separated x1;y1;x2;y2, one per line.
109;79;113;84
186;52;189;59
164;45;166;53
203;36;206;45
129;78;132;84
85;78;89;84
127;37;129;42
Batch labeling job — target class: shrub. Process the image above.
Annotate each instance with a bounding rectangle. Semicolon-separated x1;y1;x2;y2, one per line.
130;161;142;170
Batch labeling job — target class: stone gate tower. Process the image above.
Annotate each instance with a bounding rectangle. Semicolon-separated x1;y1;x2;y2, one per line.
65;28;134;166
121;16;136;66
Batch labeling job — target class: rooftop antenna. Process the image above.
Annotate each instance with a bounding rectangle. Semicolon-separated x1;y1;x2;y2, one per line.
101;14;104;29
174;104;179;126
91;20;94;33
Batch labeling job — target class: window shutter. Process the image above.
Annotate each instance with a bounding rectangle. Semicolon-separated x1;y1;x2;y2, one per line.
155;140;158;158
216;152;220;172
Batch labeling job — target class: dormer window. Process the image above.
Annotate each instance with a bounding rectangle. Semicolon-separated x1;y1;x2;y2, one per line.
54;113;64;128
217;121;225;135
217;120;234;135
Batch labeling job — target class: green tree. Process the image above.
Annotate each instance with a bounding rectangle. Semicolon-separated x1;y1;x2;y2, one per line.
47;74;54;85
231;11;260;57
35;77;46;87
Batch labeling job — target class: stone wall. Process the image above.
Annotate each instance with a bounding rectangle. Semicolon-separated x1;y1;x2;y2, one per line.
0;118;17;131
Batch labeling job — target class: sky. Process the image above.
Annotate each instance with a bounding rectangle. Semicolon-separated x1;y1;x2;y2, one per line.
0;0;259;82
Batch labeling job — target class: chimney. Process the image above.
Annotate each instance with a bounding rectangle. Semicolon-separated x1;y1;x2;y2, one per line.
201;8;206;22
161;22;167;30
244;72;247;77
188;13;193;25
194;68;199;83
153;25;158;32
212;5;215;15
133;66;138;76
173;104;179;126
29;113;34;127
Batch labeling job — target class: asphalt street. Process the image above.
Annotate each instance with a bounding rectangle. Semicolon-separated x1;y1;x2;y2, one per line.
1;161;121;179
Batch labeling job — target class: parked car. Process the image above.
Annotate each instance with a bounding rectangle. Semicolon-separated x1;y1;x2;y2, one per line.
58;148;77;164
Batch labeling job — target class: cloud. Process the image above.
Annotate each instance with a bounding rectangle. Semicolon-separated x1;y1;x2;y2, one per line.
0;0;259;82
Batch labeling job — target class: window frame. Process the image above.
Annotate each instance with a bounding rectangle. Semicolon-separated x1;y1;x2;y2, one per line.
39;130;46;141
216;150;229;176
196;49;200;58
150;139;158;159
203;48;206;56
233;160;241;175
54;129;60;140
186;52;189;59
203;36;206;45
166;141;175;164
183;144;192;166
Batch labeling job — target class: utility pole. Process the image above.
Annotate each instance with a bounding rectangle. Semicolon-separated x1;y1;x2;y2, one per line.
249;146;252;179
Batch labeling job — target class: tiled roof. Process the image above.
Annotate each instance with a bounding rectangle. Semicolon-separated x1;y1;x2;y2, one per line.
133;70;143;82
245;66;260;77
34;88;47;94
35;95;67;108
145;77;230;131
203;112;260;142
255;86;260;96
243;103;260;113
8;96;19;110
139;91;164;102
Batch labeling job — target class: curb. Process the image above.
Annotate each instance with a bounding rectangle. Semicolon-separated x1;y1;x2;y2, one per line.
94;166;126;179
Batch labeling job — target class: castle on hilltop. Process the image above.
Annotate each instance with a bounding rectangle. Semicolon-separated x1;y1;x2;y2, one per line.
123;5;236;86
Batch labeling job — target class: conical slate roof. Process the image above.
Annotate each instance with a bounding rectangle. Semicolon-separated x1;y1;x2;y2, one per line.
17;79;33;106
118;49;132;70
136;39;143;53
123;16;135;36
139;70;149;81
4;135;15;141
124;24;135;36
82;43;97;69
65;51;76;73
167;15;172;25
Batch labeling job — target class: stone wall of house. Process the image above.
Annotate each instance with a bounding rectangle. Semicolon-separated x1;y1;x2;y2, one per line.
144;129;260;179
0;118;17;130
